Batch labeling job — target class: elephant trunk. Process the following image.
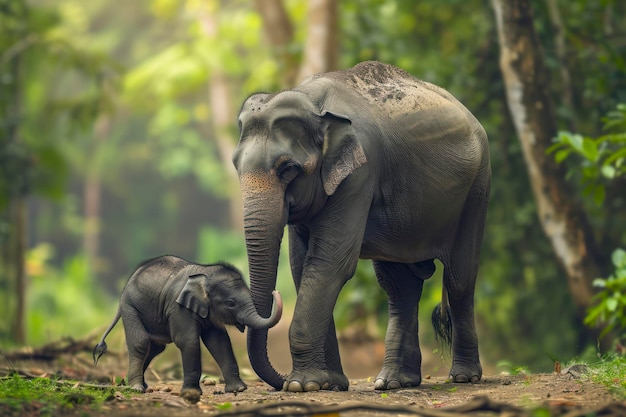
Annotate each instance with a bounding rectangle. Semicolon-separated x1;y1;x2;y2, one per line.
240;174;287;390
238;290;283;330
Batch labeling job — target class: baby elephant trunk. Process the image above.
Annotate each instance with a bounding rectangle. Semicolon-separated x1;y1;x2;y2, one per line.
240;290;283;330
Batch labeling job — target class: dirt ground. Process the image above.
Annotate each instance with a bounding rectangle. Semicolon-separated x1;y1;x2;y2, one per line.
3;322;625;417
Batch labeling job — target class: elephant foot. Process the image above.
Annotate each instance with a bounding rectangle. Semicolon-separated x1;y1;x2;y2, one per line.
224;379;247;393
181;387;202;403
128;380;147;393
449;361;482;383
283;370;348;392
374;366;421;390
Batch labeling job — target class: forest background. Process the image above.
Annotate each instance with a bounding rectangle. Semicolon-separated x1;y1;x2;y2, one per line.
1;0;625;377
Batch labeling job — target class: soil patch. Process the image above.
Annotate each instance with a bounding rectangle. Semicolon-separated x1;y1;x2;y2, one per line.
2;337;624;417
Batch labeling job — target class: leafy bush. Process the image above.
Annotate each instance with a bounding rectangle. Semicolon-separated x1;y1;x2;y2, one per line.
26;244;114;346
550;104;626;341
585;249;626;338
548;103;626;205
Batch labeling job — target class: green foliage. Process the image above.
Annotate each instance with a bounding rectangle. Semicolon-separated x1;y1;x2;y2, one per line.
4;0;624;377
584;249;626;338
548;104;626;205
0;374;118;416
550;105;626;340
0;0;119;210
588;355;626;398
25;244;114;346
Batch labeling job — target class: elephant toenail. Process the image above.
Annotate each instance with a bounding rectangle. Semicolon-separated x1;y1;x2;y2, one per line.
471;375;480;383
304;382;321;391
287;381;303;392
321;382;330;390
387;380;401;390
453;374;469;383
374;378;386;390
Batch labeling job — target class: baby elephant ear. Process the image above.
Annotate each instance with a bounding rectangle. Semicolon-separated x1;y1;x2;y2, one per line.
176;273;209;319
320;112;367;196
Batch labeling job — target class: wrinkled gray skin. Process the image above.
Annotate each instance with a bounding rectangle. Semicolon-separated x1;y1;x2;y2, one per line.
233;61;490;392
93;255;282;403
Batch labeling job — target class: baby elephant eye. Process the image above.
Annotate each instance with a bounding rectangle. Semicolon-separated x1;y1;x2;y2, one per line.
225;299;236;308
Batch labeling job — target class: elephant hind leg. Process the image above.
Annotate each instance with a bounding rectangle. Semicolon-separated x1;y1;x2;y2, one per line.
121;307;153;392
442;191;488;383
373;260;425;390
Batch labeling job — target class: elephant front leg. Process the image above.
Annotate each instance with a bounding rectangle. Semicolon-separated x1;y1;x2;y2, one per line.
287;226;347;392
201;328;247;393
285;274;349;392
174;333;203;403
373;261;425;390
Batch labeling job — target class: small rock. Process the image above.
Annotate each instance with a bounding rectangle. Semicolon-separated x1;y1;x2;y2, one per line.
562;364;591;379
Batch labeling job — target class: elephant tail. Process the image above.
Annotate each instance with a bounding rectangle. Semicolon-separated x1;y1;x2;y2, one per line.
93;305;122;366
431;285;452;351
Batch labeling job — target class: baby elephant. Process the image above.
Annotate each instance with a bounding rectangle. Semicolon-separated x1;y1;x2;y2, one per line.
93;255;282;403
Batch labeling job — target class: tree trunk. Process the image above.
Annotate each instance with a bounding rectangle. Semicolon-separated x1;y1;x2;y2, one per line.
491;0;603;313
253;0;299;88
297;0;339;83
83;114;109;272
1;45;27;345
208;73;242;231
546;0;574;130
1;199;27;345
199;9;243;231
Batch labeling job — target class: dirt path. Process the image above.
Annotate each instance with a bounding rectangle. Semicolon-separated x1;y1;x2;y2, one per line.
81;372;623;417
4;345;624;417
2;321;624;416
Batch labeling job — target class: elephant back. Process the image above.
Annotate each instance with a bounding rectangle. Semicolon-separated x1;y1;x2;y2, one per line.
301;61;463;123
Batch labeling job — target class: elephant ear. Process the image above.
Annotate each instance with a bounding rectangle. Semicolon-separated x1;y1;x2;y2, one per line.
176;273;210;319
320;111;367;196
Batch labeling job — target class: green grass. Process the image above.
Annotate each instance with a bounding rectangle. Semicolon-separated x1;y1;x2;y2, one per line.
0;374;127;417
587;354;626;398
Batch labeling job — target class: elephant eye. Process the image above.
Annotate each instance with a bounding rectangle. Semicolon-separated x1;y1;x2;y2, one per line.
225;299;236;308
277;161;301;183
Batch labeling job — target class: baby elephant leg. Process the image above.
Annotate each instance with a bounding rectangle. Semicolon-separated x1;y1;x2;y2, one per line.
175;333;204;403
122;308;152;392
201;328;247;393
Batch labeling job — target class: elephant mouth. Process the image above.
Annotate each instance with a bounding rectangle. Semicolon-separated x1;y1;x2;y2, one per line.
236;323;246;333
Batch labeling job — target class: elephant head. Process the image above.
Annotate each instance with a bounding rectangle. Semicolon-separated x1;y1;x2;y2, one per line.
232;91;367;389
176;263;283;331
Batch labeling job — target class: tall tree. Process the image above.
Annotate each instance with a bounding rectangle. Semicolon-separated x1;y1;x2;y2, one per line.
0;0;117;344
1;1;28;344
255;0;340;87
491;0;603;314
253;0;298;88
198;4;243;231
297;0;339;82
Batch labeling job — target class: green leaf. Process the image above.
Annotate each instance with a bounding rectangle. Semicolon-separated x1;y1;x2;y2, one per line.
555;149;571;163
565;133;584;152
601;165;616;179
592;278;607;288
216;402;232;410
582;139;599;162
612;249;626;269
606;298;618;312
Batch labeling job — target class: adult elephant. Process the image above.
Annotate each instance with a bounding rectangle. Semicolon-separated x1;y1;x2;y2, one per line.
232;61;490;392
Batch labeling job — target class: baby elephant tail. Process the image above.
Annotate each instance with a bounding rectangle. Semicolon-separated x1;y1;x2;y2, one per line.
93;305;122;366
431;285;452;351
